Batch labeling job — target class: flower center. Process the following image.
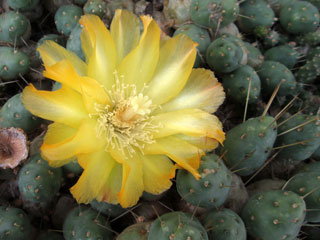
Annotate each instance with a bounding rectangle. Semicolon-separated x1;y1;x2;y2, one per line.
95;72;159;155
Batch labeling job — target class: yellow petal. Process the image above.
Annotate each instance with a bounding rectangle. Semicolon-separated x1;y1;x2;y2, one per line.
144;136;202;179
152;108;225;144
43;60;82;92
70;151;116;204
22;84;87;128
156;68;225;114
117;16;160;91
41;119;104;162
80;15;117;89
96;162;122;204
146;34;197;105
142;155;175;195
109;150;144;208
38;40;87;76
110;9;140;64
176;134;219;152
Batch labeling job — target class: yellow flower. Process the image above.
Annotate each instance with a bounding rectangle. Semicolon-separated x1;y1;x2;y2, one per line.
22;10;225;208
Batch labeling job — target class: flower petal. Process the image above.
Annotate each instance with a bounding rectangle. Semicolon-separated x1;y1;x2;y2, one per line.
38;40;87;76
144;136;203;179
110;9;140;64
80;15;117;89
156;68;225;114
175;134;219;152
142;155;175;195
117;15;160;91
70;150;116;204
41;119;104;162
22;84;87;128
152;108;225;144
146;34;197;105
96;162;122;204
109;150;144;208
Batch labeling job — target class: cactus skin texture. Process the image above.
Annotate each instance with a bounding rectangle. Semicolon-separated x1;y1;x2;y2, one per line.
222;116;277;176
90;199;126;218
18;154;63;203
117;222;151;240
264;45;299;69
243;42;264;69
54;4;83;36
63;206;113;240
83;0;107;18
276;114;320;162
176;153;232;208
242;190;306;240
0;93;42;133
148;211;208;240
7;0;40;11
280;1;320;34
66;24;85;60
0;206;32;240
201;208;246;240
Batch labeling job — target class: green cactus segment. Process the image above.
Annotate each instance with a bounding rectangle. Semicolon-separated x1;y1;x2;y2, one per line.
243;42;264;69
222;65;261;104
266;0;292;15
296;30;320;46
300;161;320;173
257;60;297;97
276;114;320;162
174;24;210;67
18;154;62;203
117;222;151;240
36;231;64;240
54;5;83;36
0;11;31;46
7;0;40;11
242;190;306;240
237;0;275;33
66;24;85;60
0;47;30;81
306;46;320;60
106;0;134;18
280;1;320;34
38;34;65;47
206;36;245;73
62;158;83;175
222;116;277;176
285;172;320;222
148;211;208;240
295;55;320;84
305;0;320;10
201;208;246;240
63;206;113;240
0;207;32;240
190;0;239;30
84;0;107;18
264;45;299;69
312;146;320;160
163;0;192;27
176;153;232;208
0;93;42;133
90;199;126;217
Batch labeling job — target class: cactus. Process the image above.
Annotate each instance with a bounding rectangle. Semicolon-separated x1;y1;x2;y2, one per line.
63;206;113;240
0;206;32;240
296;29;320;46
83;0;107;18
280;1;320;34
148;211;208;240
264;45;300;69
222;65;261;104
90;199;126;217
0;93;42;133
295;55;320;84
237;0;275;33
201;208;246;240
18;154;62;203
54;4;83;36
189;0;239;30
176;153;232;208
66;24;85;60
243;42;264;69
257;60;297;97
0;46;30;81
163;0;192;27
242;190;306;240
206;36;246;73
222;116;277;176
174;24;210;67
116;222;151;240
285;171;320;222
0;11;31;46
36;231;64;240
275;114;320;162
106;0;134;19
7;0;40;11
